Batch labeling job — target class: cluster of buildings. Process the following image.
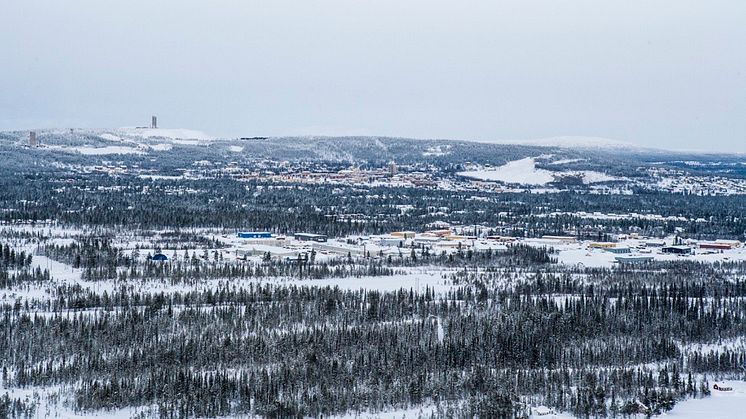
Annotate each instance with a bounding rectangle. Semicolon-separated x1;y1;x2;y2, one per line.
231;227;512;263
646;167;746;196
229;229;744;267
237;165;440;189
550;235;742;265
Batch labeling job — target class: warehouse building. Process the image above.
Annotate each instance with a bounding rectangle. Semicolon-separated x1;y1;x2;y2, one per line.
414;235;441;246
615;255;654;264
390;231;416;239
699;242;733;250
377;235;404;247
541;235;577;243
294;233;328;242
699;240;741;250
486;235;517;243
237;232;272;239
715;239;741;248
605;246;632;254
662;245;693;255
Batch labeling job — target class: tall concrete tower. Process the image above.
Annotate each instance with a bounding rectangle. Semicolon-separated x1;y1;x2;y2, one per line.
29;131;37;147
151;116;157;129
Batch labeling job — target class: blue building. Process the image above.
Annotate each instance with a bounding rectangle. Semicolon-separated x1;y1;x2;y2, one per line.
237;232;272;239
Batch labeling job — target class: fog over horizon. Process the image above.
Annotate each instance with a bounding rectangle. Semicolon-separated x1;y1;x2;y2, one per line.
2;0;745;152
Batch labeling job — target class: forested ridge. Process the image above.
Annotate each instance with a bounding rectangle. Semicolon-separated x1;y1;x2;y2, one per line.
2;171;746;240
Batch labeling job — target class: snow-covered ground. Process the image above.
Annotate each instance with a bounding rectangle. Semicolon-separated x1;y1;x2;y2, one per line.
331;404;437;418
30;127;219;156
115;127;213;141
458;157;621;186
466;135;638;150
75;145;146;155
0;384;155;418
459;158;555;185
664;381;746;418
43;144;145;155
575;170;622;183
271;268;455;293
524;236;746;269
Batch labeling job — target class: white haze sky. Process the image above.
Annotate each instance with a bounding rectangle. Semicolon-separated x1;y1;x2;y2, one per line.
1;0;745;151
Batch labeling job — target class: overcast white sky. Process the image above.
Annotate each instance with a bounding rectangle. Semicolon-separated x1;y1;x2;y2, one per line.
1;1;745;151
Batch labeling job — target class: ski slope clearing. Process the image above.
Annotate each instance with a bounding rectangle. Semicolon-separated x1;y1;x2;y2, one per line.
458;157;620;186
459;158;555;185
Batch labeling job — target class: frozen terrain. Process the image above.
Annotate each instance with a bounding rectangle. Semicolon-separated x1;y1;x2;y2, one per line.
458;158;556;185
665;381;746;418
458;157;621;186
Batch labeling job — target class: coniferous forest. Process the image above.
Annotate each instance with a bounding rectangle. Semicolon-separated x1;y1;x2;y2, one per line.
1;133;746;418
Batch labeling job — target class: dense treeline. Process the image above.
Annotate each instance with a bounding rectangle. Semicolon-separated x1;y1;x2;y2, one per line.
0;242;32;269
0;267;49;289
2;170;746;239
40;238;553;283
1;276;744;417
2;134;746;417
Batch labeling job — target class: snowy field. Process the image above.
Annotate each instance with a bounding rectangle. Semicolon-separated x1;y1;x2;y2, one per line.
459;157;555;185
664;381;746;418
521;236;746;269
458;157;621;186
3;222;746;418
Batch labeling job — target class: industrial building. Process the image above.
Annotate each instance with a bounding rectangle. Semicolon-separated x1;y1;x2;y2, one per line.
615;255;654;264
486;235;517;242
541;235;577;243
699;240;741;250
699;242;733;250
589;242;617;249
236;248;297;261
377;235;404;247
414;235;441;246
662;245;693;255
605;247;632;254
294;233;328;242
446;235;468;241
715;239;741;248
237;232;272;239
